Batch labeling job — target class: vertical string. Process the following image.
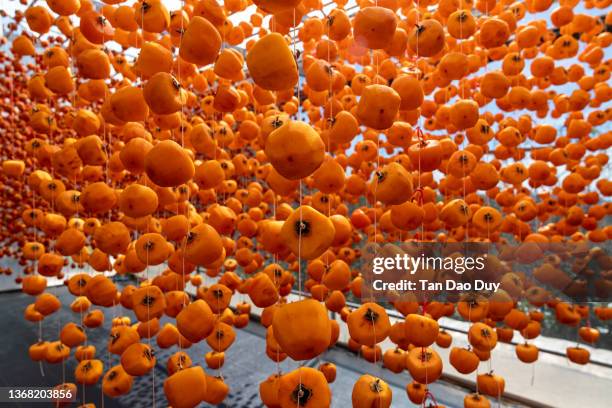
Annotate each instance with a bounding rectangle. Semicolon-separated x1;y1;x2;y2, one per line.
38;319;45;377
372;4;381;406
178;0;189;344
292;8;304;408
140;6;156;407
216;297;225;381
102;17;110;408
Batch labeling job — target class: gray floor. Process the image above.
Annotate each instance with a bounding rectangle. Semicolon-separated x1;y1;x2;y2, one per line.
0;287;524;408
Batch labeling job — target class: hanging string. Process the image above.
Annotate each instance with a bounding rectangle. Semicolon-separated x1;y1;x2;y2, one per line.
38;319;45;377
177;0;190;345
216;296;225;381
138;6;156;407
421;390;439;408
292;7;305;407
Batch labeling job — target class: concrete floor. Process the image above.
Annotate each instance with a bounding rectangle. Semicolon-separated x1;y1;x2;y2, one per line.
0;286;530;408
12;278;612;408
